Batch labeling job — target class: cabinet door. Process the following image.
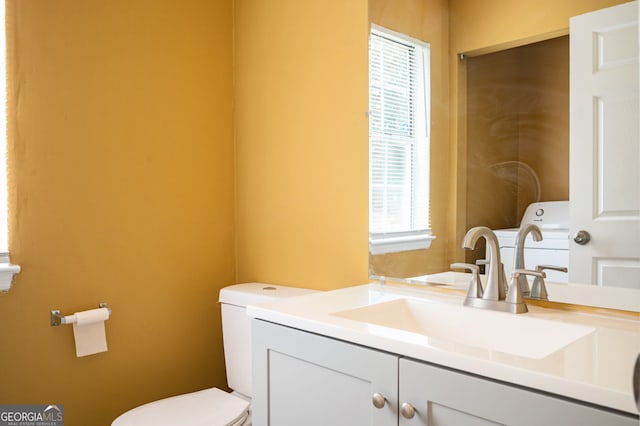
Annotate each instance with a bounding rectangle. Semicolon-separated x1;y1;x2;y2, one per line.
253;320;399;426
399;358;637;426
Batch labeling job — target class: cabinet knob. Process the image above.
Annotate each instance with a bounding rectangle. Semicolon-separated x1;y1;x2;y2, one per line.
371;392;386;409
400;402;416;419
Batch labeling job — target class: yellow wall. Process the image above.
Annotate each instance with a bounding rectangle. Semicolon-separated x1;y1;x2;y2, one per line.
234;0;370;289
449;0;630;54
0;0;234;424
0;0;632;423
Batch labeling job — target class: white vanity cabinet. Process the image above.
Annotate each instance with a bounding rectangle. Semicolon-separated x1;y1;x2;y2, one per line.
253;319;638;426
252;319;399;426
399;358;635;426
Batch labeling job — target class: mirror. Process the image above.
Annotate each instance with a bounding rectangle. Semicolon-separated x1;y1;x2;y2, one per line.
368;0;639;309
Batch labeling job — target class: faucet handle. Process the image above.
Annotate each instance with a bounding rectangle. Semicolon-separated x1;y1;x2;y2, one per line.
506;269;545;313
536;264;568;274
529;265;566;300
451;263;483;299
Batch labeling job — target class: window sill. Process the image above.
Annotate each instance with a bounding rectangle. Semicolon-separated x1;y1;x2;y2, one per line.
369;230;436;255
0;254;20;292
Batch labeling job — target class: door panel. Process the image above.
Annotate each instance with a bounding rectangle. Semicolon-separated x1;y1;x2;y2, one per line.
569;1;640;287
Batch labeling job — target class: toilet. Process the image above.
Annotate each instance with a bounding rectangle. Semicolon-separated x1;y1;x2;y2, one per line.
112;283;317;426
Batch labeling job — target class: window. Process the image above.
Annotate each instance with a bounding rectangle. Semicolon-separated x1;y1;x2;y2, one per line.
0;0;20;291
368;25;434;255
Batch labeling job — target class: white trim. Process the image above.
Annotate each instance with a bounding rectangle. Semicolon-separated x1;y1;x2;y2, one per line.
0;0;7;253
0;0;18;292
369;230;436;255
370;24;429;49
0;253;20;292
368;25;433;241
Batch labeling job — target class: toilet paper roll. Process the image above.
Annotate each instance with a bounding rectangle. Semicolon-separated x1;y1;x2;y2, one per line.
72;308;110;357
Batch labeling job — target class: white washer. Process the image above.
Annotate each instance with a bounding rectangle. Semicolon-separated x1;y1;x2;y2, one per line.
494;201;570;283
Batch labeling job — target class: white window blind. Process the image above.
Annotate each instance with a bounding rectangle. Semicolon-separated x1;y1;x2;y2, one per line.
368;26;434;255
0;0;21;291
0;0;6;254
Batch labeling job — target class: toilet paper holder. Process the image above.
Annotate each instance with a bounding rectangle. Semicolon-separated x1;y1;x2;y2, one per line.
50;303;111;326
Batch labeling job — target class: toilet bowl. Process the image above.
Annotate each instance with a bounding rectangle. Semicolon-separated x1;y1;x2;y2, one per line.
111;283;318;426
112;388;251;426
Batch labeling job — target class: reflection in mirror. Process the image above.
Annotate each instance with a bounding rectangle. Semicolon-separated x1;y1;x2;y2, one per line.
368;0;640;309
368;25;433;257
368;0;450;280
463;36;569;266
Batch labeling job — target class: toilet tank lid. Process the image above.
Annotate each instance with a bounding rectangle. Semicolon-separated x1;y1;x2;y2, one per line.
219;283;319;307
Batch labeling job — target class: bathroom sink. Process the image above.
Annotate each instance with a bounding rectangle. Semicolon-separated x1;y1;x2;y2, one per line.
332;298;594;359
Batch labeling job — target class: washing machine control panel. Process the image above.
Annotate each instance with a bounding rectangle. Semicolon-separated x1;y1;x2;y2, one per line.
521;201;569;229
495;201;570;283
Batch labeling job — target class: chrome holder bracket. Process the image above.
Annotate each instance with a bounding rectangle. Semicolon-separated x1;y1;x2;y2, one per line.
51;302;110;326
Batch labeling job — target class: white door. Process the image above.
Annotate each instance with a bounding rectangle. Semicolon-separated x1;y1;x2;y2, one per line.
569;1;640;288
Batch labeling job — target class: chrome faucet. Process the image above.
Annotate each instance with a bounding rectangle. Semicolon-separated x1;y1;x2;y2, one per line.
514;223;543;296
462;226;506;301
461;226;527;314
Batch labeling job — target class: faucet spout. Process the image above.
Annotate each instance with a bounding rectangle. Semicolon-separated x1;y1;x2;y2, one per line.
514;223;543;295
462;226;506;301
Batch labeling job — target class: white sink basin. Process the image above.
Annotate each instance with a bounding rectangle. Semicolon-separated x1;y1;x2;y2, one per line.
333;298;595;359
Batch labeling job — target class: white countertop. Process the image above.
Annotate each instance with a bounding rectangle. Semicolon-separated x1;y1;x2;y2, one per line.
247;282;640;416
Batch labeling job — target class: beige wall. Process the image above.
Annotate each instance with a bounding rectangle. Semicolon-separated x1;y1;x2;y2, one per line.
0;0;234;424
234;0;370;290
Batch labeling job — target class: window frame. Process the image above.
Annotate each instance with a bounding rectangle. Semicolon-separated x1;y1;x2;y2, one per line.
368;25;434;255
0;0;21;292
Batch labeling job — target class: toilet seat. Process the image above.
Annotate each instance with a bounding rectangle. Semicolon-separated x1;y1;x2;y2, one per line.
112;387;250;426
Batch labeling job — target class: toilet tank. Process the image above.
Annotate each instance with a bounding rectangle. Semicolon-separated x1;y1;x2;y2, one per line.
218;283;318;398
